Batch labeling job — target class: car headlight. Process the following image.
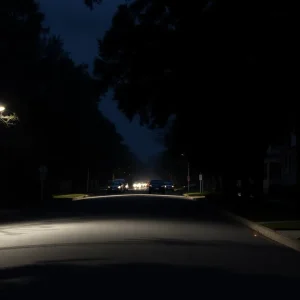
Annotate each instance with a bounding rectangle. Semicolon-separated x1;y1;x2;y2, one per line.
118;186;121;189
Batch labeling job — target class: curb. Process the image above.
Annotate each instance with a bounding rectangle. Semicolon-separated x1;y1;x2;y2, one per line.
72;195;89;201
184;195;206;201
222;210;300;253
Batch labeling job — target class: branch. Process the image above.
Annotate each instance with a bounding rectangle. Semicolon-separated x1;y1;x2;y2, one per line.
0;113;19;127
84;0;103;10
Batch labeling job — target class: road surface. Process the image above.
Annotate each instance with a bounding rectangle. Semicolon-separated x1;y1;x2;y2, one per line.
1;194;300;298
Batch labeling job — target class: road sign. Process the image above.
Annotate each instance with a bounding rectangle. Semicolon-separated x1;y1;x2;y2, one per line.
199;174;202;181
187;176;190;182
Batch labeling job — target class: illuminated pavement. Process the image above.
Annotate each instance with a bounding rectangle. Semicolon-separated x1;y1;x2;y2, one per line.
0;194;300;297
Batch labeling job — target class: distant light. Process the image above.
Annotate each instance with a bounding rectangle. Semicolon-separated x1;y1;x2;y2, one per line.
0;106;5;112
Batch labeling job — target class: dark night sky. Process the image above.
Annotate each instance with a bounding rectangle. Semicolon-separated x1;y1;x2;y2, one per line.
39;0;165;162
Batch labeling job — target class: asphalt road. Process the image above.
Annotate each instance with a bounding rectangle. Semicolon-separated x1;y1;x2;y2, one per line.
1;194;300;299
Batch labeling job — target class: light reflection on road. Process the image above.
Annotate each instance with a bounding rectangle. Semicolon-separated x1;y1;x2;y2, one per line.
1;195;300;279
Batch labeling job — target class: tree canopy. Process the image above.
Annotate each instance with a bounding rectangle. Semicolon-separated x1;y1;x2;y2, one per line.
87;0;296;195
1;0;136;207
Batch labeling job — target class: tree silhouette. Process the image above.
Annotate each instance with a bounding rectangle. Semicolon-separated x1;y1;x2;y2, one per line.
0;1;136;208
86;0;296;197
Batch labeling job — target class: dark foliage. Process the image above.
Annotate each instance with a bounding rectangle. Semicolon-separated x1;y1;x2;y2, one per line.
86;0;296;196
0;0;136;208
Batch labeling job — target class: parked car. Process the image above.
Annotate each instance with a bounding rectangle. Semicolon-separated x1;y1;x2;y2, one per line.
115;179;129;191
107;180;126;193
149;179;166;194
164;181;174;192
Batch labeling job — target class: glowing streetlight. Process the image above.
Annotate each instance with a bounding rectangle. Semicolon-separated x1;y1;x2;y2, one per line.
0;106;5;112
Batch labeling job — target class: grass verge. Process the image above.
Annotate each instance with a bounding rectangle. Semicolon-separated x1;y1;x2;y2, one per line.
183;191;222;198
53;194;86;199
183;192;208;197
260;220;300;230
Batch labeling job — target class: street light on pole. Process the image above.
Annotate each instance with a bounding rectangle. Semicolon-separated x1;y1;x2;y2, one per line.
181;154;190;192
